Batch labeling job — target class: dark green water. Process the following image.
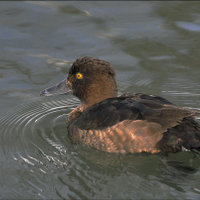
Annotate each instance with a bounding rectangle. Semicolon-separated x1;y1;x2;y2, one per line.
0;2;200;199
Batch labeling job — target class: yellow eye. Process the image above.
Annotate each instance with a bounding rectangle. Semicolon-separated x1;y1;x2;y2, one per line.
76;72;83;79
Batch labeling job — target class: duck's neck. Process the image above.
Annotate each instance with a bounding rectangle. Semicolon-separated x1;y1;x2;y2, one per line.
67;80;118;125
81;78;118;108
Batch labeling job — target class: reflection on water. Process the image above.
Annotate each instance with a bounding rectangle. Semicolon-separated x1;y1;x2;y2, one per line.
0;1;200;199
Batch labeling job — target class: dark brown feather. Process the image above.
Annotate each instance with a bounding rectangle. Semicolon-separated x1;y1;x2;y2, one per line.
68;93;199;153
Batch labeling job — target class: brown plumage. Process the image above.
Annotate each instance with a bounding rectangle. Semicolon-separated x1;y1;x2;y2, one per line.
40;57;200;154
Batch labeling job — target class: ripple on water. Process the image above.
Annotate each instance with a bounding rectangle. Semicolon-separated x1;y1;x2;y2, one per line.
0;97;80;172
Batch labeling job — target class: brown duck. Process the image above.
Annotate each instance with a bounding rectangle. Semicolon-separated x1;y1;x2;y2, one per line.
40;57;200;154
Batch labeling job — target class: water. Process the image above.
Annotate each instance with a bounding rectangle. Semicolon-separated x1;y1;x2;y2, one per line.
0;1;200;199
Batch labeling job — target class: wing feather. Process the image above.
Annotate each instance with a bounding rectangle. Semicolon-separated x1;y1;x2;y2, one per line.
76;93;194;131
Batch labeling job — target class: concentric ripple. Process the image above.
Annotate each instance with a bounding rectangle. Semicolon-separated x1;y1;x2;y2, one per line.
0;96;80;174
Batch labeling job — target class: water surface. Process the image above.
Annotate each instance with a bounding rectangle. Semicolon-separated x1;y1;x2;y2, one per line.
0;2;200;199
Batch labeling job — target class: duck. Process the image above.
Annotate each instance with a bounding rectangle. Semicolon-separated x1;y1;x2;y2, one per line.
40;57;200;154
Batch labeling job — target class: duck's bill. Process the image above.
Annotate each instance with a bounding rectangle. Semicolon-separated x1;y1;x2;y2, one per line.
40;78;72;96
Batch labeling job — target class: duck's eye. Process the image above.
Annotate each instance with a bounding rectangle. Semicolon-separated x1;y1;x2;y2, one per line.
76;72;83;79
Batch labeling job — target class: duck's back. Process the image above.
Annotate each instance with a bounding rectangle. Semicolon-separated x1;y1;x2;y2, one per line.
67;93;200;154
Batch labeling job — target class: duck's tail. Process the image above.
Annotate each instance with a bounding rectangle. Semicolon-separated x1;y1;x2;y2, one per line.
156;117;200;154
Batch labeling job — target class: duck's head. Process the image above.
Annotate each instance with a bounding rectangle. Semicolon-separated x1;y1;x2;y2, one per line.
40;57;118;107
